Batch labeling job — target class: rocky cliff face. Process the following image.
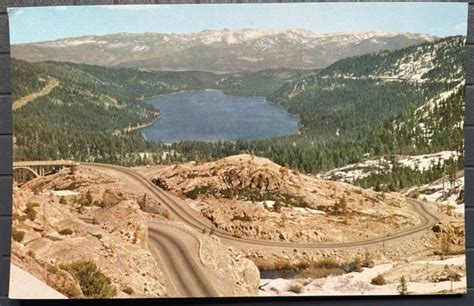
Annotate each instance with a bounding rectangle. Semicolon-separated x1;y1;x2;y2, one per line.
12;168;169;298
11;166;261;298
146;154;419;243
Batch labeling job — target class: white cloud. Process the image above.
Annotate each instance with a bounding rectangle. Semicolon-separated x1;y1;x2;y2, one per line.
100;5;162;11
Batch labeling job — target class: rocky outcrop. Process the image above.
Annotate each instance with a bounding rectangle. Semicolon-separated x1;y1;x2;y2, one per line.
12;165;263;298
94;200;149;248
147;154;419;243
12;168;169;298
200;232;260;296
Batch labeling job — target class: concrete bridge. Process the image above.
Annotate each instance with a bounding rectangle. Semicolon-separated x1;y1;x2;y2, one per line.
13;160;79;184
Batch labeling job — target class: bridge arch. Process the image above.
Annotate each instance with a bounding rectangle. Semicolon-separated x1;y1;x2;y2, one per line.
13;166;41;184
13;160;80;184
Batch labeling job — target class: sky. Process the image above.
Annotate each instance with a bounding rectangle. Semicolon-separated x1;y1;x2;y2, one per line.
8;2;468;44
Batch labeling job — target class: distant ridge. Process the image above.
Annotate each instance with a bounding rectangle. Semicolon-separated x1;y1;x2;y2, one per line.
12;29;436;73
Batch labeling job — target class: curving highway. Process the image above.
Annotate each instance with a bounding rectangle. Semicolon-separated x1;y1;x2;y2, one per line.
86;163;439;250
84;162;440;297
148;224;219;297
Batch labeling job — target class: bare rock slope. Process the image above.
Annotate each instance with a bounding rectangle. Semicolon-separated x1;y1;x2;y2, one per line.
12;166;260;298
145;154;420;243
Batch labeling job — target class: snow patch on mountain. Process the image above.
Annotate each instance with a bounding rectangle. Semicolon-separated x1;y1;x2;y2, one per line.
320;151;461;183
414;83;464;117
132;45;149;52
14;29;437;72
404;173;464;213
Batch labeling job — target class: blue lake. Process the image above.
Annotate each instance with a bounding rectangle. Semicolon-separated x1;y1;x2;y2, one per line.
141;91;299;143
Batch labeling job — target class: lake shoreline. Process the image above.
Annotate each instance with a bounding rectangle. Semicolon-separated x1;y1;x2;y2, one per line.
139;90;300;143
124;111;162;133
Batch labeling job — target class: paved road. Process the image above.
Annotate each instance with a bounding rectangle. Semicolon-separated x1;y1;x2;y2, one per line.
85;162;440;296
86;163;440;250
148;224;219;297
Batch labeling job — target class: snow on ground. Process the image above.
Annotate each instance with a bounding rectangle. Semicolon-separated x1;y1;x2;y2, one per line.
50;190;80;197
262;200;275;209
319;158;389;183
132;45;149;52
389;51;435;82
397;151;461;171
404;174;464;213
320;151;460;183
248;201;326;215
455;204;465;214
413;256;465;266
293;207;326;215
9;264;67;299
259;256;466;296
415;83;464;116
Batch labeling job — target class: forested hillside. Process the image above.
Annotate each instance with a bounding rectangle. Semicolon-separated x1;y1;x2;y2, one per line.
12;59;306;163
13;60;158;163
12;59;48;101
352;85;464;191
12;36;465;189
269;36;465;140
319;36;465;82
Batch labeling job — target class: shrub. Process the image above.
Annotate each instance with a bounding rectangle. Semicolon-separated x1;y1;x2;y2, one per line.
59;229;73;236
92;233;102;240
94;200;106;208
333;196;348;215
13;213;27;222
27;202;40;208
300;266;345;279
397;276;408;295
299;258;345;279
152;177;169;190
122;286;134;295
65;181;81;190
24;206;37;221
85;191;94;205
256;258;309;271
287;282;304;293
60;260;117;298
12;229;25;242
138;194;148;209
353;257;363;272
363;250;375;268
312;258;340;269
185;186;211;200
371;274;386;286
70;165;78;175
440;231;452;258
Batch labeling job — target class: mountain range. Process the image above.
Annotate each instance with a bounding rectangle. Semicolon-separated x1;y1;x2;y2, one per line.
11;29;436;73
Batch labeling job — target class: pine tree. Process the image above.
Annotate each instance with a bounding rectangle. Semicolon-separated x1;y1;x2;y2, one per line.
397;276;408;295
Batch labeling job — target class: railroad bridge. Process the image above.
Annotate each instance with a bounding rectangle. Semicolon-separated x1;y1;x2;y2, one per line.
13;160;79;184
